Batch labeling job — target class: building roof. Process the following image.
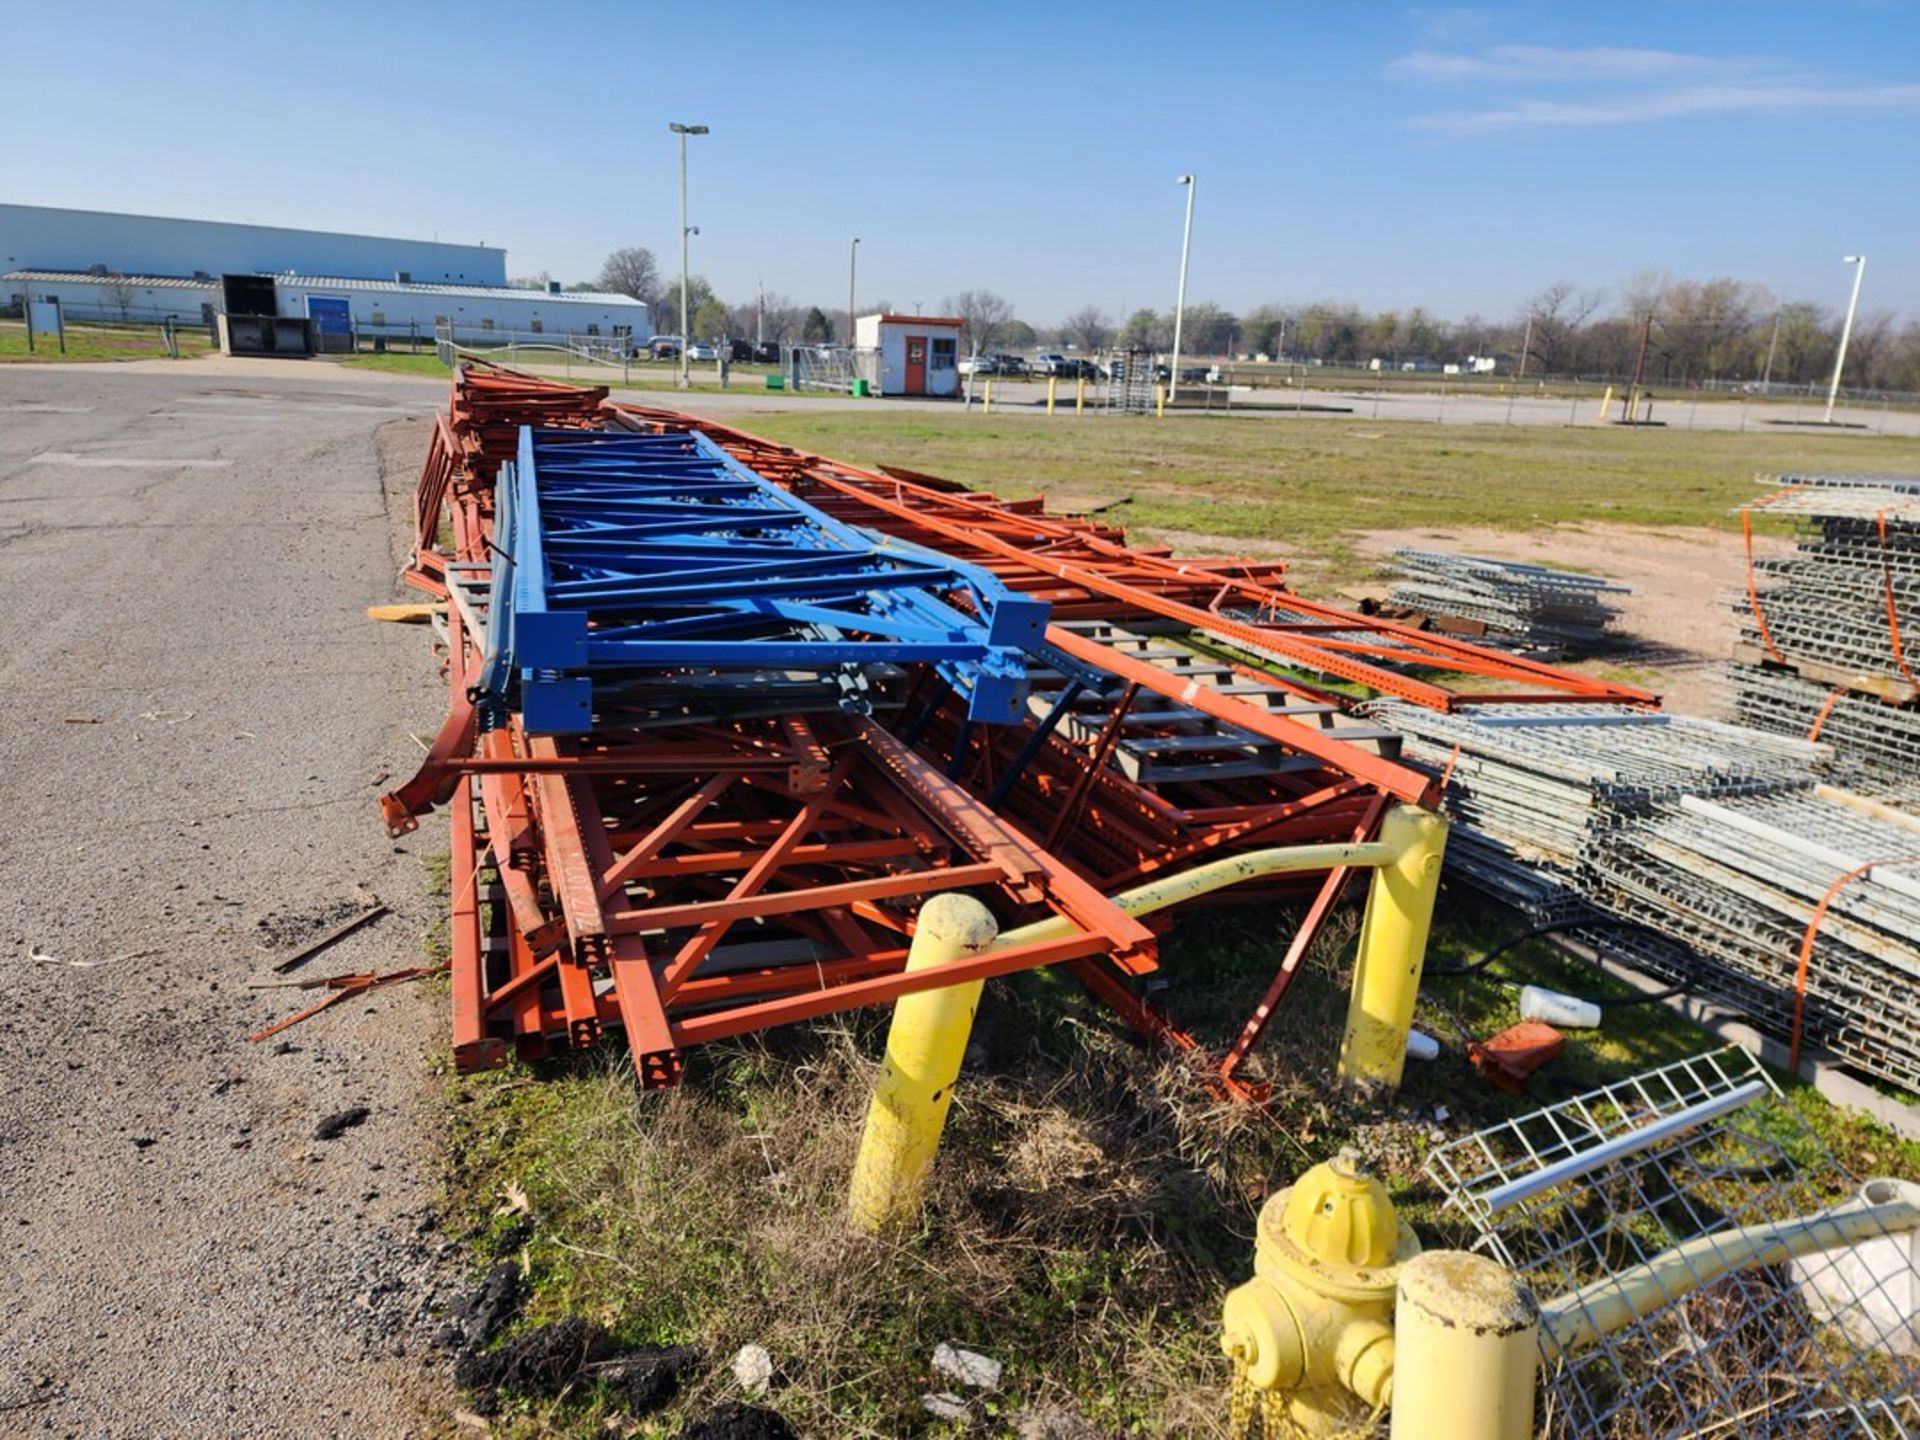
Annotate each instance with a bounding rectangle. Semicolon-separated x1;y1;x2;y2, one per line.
864;312;964;328
4;268;209;289
3;268;646;308
2;202;495;257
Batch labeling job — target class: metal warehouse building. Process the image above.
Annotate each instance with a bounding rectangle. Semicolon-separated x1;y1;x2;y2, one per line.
3;269;648;342
1;204;650;345
1;203;504;286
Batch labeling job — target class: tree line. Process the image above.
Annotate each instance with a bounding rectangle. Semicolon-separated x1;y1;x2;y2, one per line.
542;248;1920;392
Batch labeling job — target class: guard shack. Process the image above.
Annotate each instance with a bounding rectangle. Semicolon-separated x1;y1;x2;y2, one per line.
854;313;962;398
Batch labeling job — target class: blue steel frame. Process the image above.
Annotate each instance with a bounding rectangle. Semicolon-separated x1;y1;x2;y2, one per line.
478;427;1049;733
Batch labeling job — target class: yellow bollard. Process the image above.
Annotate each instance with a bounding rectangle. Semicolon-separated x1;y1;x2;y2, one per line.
1337;804;1447;1098
847;893;999;1234
1155;383;1166;418
1390;1252;1538;1440
982;379;993;415
1075;377;1085;414
1597;384;1613;420
1047;375;1057;414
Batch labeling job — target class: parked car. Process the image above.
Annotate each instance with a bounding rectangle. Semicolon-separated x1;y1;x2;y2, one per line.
1032;353;1070;376
649;336;682;360
751;341;782;364
687;342;717;362
726;339;756;363
992;353;1030;377
958;354;998;376
1054;357;1102;380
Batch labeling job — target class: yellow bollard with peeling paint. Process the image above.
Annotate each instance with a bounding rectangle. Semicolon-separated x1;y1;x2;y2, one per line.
982;379;993;415
847;893;999;1234
1390;1251;1538;1440
1047;375;1057;414
1337;803;1448;1098
1075;377;1085;413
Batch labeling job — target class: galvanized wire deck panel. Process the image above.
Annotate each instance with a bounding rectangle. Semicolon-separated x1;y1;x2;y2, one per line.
1427;1049;1920;1439
1389;549;1629;653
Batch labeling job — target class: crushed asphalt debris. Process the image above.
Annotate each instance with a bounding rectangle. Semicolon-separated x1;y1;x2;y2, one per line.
445;1262;523;1348
313;1105;372;1140
452;1313;701;1418
680;1400;799;1440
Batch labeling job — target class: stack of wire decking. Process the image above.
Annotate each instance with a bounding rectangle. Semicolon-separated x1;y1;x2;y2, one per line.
1368;702;1920;1089
1729;473;1920;783
1387;549;1629;653
1367;703;1819;923
1584;788;1920;1090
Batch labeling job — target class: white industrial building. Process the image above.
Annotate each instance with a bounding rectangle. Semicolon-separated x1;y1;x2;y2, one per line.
1;203;505;285
2;269;647;340
1;204;650;344
853;313;963;397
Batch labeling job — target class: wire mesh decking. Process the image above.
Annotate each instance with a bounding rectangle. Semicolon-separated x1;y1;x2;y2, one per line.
1388;549;1630;654
1427;1049;1920;1439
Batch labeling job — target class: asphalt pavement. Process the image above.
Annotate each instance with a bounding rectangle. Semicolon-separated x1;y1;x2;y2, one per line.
0;365;455;1437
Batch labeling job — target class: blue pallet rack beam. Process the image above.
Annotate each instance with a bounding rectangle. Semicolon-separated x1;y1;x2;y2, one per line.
479;427;1049;733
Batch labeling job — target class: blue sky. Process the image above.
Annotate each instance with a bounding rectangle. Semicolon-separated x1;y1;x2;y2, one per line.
5;1;1916;323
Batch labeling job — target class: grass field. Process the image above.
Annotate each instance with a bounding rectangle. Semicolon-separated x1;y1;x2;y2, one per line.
744;410;1920;587
0;318;213;362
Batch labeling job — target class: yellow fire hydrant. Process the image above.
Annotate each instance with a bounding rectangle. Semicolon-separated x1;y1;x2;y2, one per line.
1220;1147;1419;1434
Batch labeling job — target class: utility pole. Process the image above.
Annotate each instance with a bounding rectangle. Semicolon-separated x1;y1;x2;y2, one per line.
1760;310;1781;392
669;121;709;389
1516;312;1534;381
1169;175;1195;403
756;279;765;347
1623;311;1653;423
1825;255;1867;424
847;237;860;350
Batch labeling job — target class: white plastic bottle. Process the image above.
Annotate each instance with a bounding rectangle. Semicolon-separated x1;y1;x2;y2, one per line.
1519;985;1602;1030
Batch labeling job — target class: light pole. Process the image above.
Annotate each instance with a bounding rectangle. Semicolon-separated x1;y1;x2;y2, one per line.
1169;174;1196;403
847;237;861;349
670;121;709;388
1824;254;1866;424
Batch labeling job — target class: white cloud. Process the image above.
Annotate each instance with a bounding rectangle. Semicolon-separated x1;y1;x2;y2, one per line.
1392;44;1787;84
1413;81;1920;132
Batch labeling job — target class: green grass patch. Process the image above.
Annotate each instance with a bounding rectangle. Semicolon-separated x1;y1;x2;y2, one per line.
742;411;1920;589
339;351;455;376
0;318;214;362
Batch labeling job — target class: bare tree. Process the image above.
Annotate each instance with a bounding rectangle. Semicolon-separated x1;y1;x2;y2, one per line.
509;270;555;291
943;289;1014;357
102;271;136;321
1060;305;1111;353
1522;281;1604;375
596;247;662;309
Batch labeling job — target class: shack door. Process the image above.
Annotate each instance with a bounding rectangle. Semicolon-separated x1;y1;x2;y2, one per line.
903;334;927;395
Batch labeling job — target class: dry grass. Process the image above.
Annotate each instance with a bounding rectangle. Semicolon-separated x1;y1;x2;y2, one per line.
437;908;1442;1438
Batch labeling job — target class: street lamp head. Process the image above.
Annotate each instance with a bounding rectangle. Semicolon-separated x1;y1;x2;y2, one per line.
686;226;700;237
669;122;709;135
1843;254;1864;264
1176;174;1193;185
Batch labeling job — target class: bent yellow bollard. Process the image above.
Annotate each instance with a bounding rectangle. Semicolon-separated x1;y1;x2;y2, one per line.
1337;803;1448;1098
847;893;999;1234
1390;1252;1538;1440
